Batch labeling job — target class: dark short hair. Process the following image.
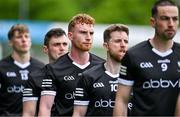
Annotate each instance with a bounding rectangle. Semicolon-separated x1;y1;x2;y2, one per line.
44;28;66;46
151;0;177;18
8;24;29;40
103;24;129;43
68;13;95;32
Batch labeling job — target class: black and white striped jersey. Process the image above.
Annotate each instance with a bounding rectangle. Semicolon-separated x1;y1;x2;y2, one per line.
118;40;180;116
74;63;119;116
23;67;46;102
41;53;104;116
23;66;47;115
0;56;44;116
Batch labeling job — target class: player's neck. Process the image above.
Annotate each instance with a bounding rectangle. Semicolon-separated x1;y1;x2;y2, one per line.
149;37;173;52
49;58;55;63
68;51;90;65
11;51;30;64
104;60;121;75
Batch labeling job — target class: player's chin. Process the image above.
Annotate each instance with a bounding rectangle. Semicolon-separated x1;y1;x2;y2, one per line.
118;53;126;59
81;46;91;51
58;52;66;57
20;49;30;53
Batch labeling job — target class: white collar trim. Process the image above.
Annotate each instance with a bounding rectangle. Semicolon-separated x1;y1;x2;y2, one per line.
72;61;90;69
105;71;119;78
14;61;30;69
152;48;173;57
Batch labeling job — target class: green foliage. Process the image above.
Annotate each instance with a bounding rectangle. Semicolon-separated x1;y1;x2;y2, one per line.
0;0;178;25
90;0;156;25
29;0;80;21
0;0;19;19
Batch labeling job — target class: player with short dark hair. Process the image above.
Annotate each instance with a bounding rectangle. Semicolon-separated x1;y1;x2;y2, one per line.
38;13;104;116
113;0;179;116
0;24;44;116
22;28;69;116
72;24;129;116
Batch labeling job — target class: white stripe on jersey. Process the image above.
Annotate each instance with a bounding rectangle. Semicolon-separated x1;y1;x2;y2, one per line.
43;79;52;81
118;78;134;86
75;88;84;97
76;88;83;90
23;97;38;102
42;79;52;87
74;100;89;105
42;82;52;84
23;88;32;96
41;90;56;96
120;65;127;75
23;93;33;96
75;94;84;97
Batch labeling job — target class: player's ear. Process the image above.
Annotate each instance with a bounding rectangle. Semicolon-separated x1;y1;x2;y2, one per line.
103;42;109;51
43;45;48;55
8;40;13;47
150;17;155;28
68;32;73;41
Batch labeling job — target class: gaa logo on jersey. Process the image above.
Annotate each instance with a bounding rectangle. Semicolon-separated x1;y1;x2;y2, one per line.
19;70;29;80
6;72;17;77
64;75;75;81
93;82;104;88
140;62;153;68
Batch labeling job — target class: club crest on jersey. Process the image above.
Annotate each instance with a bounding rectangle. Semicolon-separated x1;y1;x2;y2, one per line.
6;72;17;77
19;70;29;80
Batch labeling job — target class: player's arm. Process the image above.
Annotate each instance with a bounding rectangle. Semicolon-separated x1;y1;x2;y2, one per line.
72;105;88;117
38;95;55;117
175;93;180;116
23;100;37;117
113;84;132;116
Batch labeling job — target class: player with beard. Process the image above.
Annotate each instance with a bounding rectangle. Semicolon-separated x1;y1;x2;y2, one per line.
0;24;44;116
113;0;180;116
22;28;69;117
38;13;104;116
72;24;129;116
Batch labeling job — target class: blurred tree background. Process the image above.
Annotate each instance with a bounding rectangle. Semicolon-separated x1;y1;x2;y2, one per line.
0;0;161;25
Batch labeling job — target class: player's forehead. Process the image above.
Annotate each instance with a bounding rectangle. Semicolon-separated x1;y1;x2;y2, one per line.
74;23;94;32
13;31;29;37
49;35;68;43
157;6;179;16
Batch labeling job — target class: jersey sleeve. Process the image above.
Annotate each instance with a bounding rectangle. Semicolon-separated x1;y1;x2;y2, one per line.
74;73;91;106
23;73;39;102
41;64;57;96
118;52;134;86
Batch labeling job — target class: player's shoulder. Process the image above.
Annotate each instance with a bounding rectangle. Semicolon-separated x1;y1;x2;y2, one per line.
173;42;180;50
48;53;72;71
30;57;45;67
29;66;46;78
129;40;149;52
83;63;105;80
53;53;71;65
0;56;13;66
127;40;150;56
89;53;105;63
